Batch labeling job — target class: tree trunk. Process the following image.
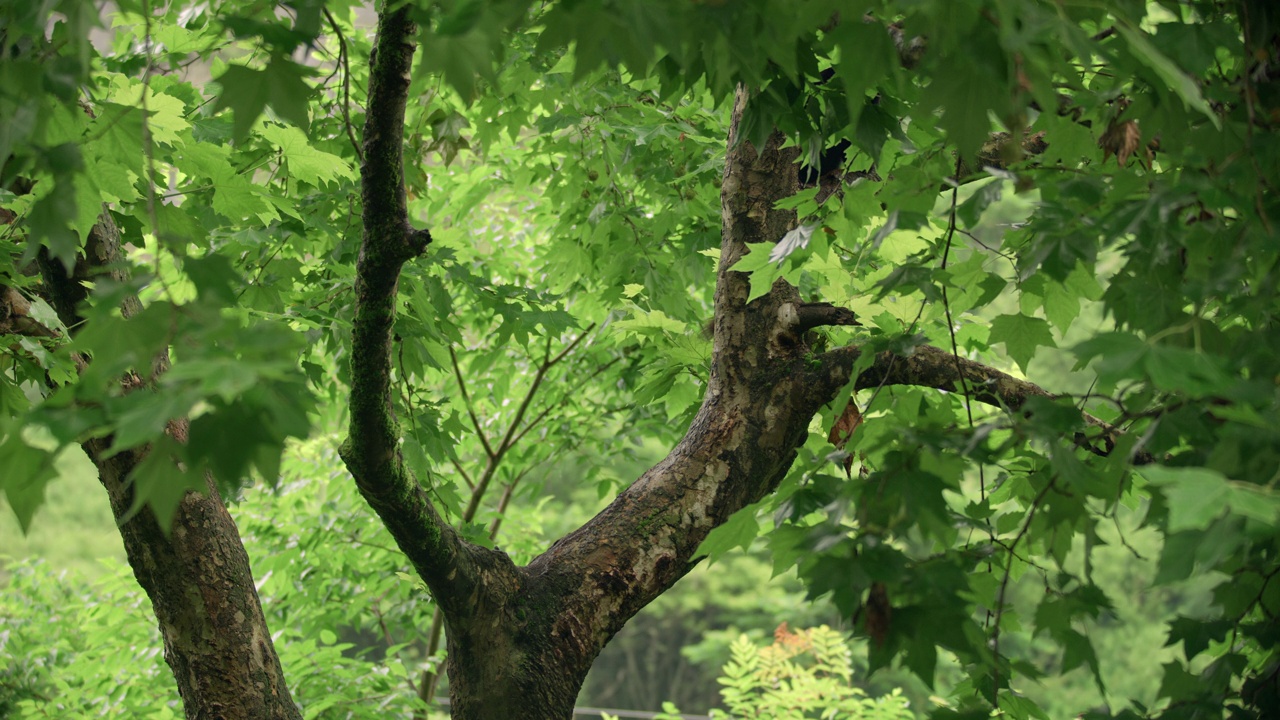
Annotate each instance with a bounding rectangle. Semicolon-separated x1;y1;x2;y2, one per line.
90;440;302;720
37;212;302;720
403;85;842;719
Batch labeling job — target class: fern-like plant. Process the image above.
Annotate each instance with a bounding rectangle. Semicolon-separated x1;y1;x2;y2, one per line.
711;624;915;720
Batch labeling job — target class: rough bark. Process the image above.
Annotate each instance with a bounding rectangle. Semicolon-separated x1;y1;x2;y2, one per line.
36;212;301;720
85;434;301;720
413;86;854;718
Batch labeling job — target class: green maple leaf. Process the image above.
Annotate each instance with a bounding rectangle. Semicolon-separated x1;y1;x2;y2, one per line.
418;29;496;102
105;81;190;146
696;504;760;564
259;124;355;186
923;49;1004;161
122;438;205;533
175;133;273;221
0;436;58;534
1117;23;1219;128
988;313;1056;374
212;57;312;142
27;184;80;271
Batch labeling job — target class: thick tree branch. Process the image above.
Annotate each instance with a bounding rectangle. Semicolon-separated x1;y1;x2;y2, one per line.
500;88;825;705
339;5;501;621
427;76;1144;715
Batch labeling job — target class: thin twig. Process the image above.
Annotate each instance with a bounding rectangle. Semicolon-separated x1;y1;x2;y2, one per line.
940;157;985;499
509;355;621;447
324;7;364;163
447;455;475;490
462;324;597;521
449;345;495;459
990;476;1058;708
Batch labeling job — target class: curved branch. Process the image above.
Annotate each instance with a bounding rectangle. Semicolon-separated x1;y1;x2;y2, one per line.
819;343;1156;464
339;5;497;619
507;87;818;696
323;7;363;164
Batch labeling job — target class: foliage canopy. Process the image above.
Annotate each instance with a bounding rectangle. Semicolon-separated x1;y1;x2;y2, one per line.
2;0;1280;718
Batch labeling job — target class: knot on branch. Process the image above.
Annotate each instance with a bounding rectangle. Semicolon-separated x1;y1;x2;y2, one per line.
953;131;1049;181
407;226;433;256
0;285;60;339
887;22;927;69
769;302;860;356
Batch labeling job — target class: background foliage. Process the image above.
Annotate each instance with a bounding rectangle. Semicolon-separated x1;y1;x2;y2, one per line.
4;0;1280;718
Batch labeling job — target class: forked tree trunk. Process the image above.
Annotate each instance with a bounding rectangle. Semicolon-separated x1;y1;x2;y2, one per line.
32;5;1110;719
393;86;843;719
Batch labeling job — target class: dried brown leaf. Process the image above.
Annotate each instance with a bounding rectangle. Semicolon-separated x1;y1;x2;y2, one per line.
827;400;863;449
828;400;864;477
1099;119;1142;166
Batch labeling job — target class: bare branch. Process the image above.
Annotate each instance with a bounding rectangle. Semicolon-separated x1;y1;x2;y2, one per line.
323;7;363;164
796;302;861;332
509;355;622;448
496;323;596;454
461;324;597;521
447;454;475;491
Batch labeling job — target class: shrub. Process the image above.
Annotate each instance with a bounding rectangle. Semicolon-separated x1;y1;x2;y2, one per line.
607;624;916;720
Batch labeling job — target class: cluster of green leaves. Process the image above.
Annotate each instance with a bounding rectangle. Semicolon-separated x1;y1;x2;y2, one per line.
0;558;181;718
698;2;1280;719
1;0;369;528
4;0;1280;719
714;625;916;720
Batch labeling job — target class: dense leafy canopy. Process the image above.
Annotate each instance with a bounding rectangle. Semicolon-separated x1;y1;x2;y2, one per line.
3;0;1280;718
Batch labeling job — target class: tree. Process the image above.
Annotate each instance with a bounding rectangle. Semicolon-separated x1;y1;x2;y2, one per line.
3;1;1279;719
